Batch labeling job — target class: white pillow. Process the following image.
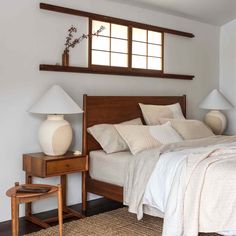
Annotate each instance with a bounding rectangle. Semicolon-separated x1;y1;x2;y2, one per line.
159;118;215;140
115;122;183;155
139;103;185;125
87;118;142;153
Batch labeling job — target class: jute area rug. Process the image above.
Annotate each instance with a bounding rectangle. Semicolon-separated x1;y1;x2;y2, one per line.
26;208;220;236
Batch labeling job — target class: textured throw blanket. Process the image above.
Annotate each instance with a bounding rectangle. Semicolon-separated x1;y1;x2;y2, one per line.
124;148;161;217
124;135;236;236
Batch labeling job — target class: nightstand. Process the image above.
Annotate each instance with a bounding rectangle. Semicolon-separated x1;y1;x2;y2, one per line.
23;151;88;228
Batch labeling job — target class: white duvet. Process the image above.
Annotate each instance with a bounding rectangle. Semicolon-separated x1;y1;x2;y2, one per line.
143;147;191;214
143;141;236;236
124;136;236;236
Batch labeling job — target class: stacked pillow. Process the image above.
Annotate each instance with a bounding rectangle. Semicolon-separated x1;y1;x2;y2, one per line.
138;103;214;140
87;118;142;153
88;103;215;155
139;103;185;125
115;122;183;155
159;118;214;140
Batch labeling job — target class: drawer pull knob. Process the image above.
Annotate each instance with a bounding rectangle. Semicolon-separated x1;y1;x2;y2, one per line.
66;164;70;168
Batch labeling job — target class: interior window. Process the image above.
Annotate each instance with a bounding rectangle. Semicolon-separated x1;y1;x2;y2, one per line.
91;20;128;68
90;20;163;71
132;28;162;70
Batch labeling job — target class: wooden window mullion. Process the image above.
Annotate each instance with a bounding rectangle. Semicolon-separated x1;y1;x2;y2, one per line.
109;23;112;66
88;17;92;68
161;32;164;73
146;30;148;69
128;26;132;70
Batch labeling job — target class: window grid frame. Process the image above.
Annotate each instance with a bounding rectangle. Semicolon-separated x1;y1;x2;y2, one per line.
90;20;129;68
89;19;164;72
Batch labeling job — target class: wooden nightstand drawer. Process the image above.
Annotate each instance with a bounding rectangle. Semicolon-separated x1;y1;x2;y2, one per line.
47;157;87;176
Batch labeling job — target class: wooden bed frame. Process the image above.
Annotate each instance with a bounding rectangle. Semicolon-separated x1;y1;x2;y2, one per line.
82;94;186;203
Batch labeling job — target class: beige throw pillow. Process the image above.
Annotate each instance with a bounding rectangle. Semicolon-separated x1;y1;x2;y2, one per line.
139;103;185;125
159;118;215;140
87;118;142;154
115;122;183;155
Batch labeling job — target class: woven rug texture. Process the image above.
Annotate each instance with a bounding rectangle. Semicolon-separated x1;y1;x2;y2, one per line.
26;208;220;236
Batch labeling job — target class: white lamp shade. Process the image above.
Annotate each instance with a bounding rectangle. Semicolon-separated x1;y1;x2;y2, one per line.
28;85;83;114
199;89;233;110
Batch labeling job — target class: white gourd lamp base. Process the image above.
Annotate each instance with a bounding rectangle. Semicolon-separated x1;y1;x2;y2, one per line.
28;85;83;156
204;110;226;135
38;115;72;156
199;89;233;135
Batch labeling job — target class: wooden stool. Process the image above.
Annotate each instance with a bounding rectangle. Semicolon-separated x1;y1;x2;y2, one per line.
6;183;63;236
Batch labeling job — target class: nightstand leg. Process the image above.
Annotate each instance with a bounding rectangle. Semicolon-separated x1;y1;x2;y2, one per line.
25;173;32;217
60;174;85;219
60;175;67;210
82;171;87;213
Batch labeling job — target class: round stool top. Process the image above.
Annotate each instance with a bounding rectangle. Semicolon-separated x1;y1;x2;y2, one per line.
6;184;58;198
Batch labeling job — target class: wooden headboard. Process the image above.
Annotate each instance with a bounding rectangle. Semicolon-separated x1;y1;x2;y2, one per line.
82;95;186;154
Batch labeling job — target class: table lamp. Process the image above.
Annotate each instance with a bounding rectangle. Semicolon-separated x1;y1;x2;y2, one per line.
199;89;233;135
28;85;83;156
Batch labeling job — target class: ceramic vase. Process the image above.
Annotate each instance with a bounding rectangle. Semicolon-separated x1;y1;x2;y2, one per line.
62;50;69;66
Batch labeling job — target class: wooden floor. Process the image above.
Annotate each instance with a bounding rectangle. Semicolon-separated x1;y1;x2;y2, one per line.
0;198;123;236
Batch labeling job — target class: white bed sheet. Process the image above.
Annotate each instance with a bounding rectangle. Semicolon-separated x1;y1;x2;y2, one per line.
89;150;133;186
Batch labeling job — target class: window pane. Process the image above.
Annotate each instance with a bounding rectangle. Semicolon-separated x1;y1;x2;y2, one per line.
111;38;128;53
132;28;147;42
148;44;162;57
92;20;110;37
92;36;110;51
111;24;128;39
111;53;128;67
148;31;162;44
132;41;146;55
132;55;146;69
148;57;162;70
92;50;110;65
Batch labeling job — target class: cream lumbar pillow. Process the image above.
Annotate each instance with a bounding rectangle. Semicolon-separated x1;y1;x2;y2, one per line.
159;118;215;140
139;103;185;125
87;118;142;154
115;122;183;155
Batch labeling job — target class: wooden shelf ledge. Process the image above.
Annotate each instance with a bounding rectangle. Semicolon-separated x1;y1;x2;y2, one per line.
39;64;194;80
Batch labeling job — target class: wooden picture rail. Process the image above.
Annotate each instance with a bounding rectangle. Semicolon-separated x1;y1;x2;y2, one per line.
40;3;194;38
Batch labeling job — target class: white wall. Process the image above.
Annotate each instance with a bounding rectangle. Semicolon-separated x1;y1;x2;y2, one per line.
220;19;236;134
0;0;219;222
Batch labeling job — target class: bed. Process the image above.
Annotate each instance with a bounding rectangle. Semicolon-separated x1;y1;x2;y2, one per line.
83;95;236;236
82;94;186;202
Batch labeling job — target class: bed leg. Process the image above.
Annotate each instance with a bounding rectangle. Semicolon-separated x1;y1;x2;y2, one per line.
82;171;87;215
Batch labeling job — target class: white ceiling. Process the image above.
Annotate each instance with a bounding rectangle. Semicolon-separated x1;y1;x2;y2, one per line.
109;0;236;26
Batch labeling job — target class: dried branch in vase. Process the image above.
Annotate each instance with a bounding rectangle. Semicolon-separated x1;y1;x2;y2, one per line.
64;25;105;53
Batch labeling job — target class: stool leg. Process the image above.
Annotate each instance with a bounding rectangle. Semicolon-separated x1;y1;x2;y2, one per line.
57;185;63;236
11;196;19;236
